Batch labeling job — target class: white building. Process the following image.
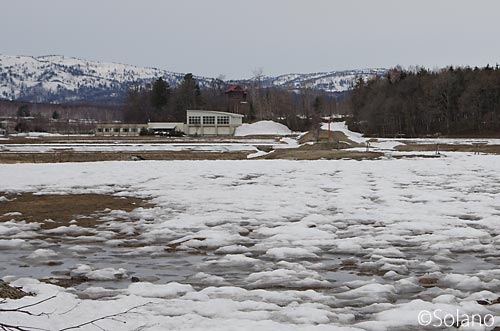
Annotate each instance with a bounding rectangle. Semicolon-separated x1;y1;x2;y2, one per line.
0;119;11;136
94;110;244;137
95;123;146;136
185;110;243;136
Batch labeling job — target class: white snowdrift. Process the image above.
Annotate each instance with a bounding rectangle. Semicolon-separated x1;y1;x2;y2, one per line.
235;121;292;136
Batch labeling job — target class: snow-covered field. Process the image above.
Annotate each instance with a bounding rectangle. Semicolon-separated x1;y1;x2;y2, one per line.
1;155;500;330
0;139;296;154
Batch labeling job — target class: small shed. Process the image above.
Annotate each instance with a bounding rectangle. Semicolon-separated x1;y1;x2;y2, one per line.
147;122;185;136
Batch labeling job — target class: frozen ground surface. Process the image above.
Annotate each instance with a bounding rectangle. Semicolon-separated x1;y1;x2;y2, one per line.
1;155;500;330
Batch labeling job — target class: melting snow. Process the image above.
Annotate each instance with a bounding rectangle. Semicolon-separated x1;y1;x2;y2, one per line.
1;155;500;330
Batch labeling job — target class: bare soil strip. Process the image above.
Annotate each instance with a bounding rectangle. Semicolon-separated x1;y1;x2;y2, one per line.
0;193;150;229
0;151;251;163
263;148;383;160
396;143;500;154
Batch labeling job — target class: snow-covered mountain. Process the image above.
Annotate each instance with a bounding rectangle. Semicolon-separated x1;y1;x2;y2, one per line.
0;55;386;104
0;55;212;104
262;69;386;92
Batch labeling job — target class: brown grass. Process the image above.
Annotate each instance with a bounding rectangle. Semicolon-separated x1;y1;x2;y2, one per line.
419;277;438;287
0;151;250;163
0;281;30;299
0;193;150;229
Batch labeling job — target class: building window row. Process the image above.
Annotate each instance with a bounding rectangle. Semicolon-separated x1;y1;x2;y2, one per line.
97;127;139;133
188;116;201;125
203;116;215;125
189;115;230;125
217;116;230;125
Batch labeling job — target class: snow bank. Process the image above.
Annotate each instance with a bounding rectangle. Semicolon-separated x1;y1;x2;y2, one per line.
235;121;292;136
10;132;64;137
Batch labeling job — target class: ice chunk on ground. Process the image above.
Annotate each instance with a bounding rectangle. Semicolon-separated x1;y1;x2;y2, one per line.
70;264;128;281
214;245;251;254
127;281;194;298
191;272;227;286
265;247;319;260
27;248;58;259
0;238;29;248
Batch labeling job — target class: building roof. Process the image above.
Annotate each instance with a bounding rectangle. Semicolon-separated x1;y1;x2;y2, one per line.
186;110;244;118
148;122;183;130
96;123;146;127
225;84;247;94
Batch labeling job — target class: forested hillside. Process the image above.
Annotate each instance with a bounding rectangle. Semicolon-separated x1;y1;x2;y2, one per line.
349;66;500;137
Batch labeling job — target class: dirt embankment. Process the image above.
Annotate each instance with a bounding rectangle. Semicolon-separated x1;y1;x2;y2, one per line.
263;146;382;161
0;151;251;163
264;129;380;160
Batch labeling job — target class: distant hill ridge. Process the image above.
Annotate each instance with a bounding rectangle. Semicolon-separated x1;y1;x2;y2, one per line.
0;54;386;104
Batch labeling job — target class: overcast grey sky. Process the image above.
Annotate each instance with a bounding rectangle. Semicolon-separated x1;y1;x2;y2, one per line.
1;0;499;79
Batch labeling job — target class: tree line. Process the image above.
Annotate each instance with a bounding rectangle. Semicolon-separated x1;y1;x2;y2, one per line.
123;73;202;123
348;66;500;137
124;73;346;131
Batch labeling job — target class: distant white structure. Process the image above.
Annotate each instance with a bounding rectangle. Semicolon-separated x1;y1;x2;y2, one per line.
95;123;146;136
185;110;243;136
0;120;7;136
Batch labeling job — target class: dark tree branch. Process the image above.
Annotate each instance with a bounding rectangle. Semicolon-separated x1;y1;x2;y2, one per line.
1;294;151;331
59;302;151;331
0;296;56;317
0;323;49;331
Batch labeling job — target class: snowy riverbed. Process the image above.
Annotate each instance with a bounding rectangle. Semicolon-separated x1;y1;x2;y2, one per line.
1;155;500;330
